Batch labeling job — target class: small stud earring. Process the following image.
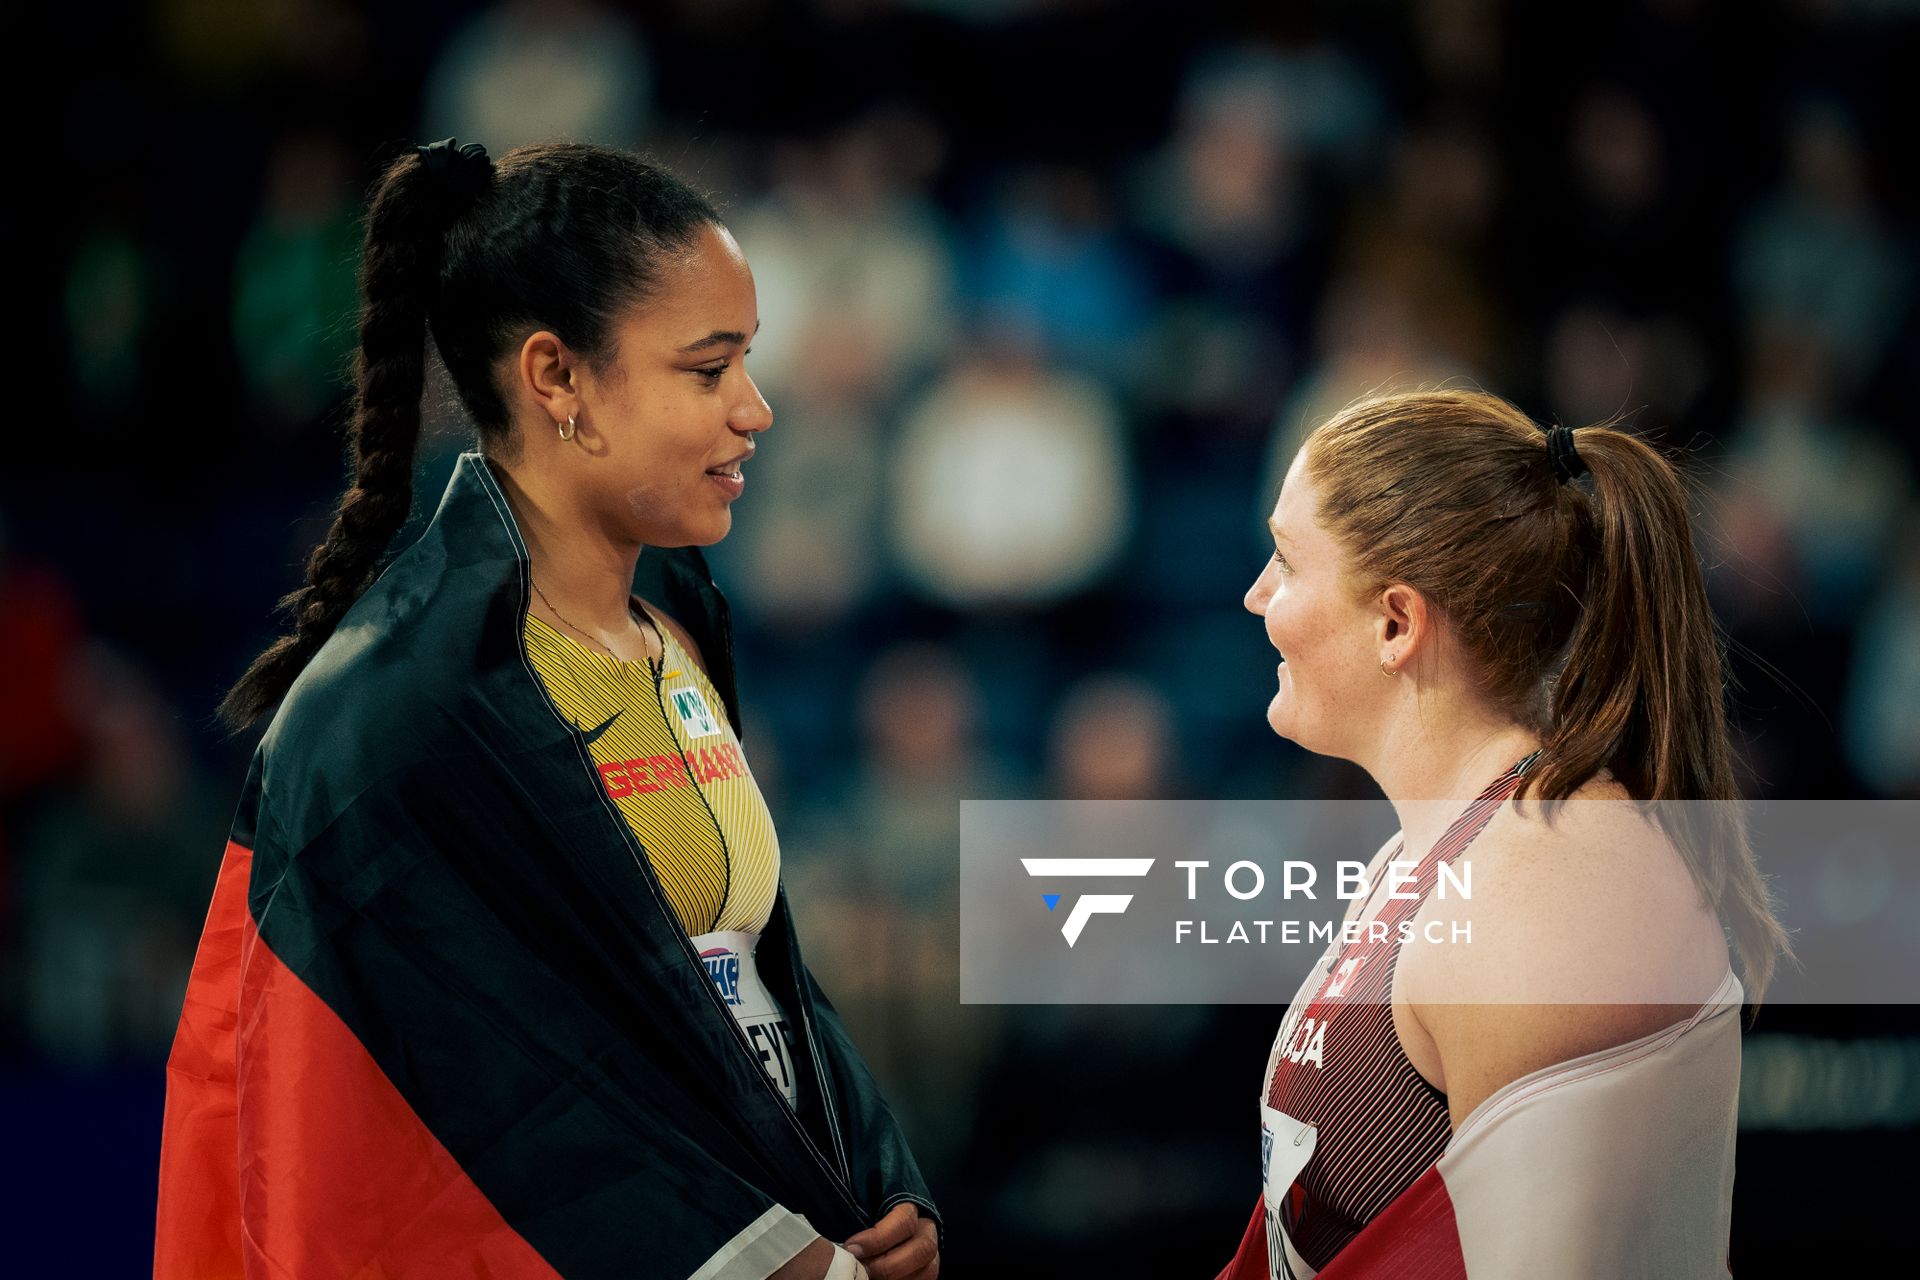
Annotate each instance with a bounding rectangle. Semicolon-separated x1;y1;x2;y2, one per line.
1381;657;1399;677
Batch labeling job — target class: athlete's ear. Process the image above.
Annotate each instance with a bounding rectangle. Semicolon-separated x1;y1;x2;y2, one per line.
515;329;582;433
1375;583;1429;661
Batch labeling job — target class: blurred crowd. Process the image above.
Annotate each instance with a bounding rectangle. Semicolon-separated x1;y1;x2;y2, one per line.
6;0;1916;1269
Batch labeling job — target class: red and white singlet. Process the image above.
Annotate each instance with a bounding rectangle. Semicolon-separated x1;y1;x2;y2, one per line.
1257;754;1535;1279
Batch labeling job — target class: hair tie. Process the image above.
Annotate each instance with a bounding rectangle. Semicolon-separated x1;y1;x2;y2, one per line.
412;137;493;214
1544;423;1587;485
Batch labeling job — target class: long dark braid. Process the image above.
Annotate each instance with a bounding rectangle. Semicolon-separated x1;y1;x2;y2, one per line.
217;147;467;735
217;141;719;736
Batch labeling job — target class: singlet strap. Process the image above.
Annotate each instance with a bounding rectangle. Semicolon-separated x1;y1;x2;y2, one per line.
1350;752;1540;935
1443;750;1537;849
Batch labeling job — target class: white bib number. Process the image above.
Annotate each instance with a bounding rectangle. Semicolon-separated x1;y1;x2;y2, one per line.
1261;1102;1319;1280
692;929;801;1109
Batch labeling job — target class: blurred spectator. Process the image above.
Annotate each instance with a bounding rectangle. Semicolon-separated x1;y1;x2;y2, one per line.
1542;302;1709;439
965;166;1155;383
1387;116;1501;261
422;0;653;149
0;529;91;979
720;398;887;627
1128;45;1330;433
1411;0;1506;94
1844;521;1920;797
785;643;1007;1173
13;646;222;1065
231;130;361;430
63;226;162;419
1570;86;1666;223
0;532;89;816
718;114;959;626
734;112;957;408
1723;346;1912;625
1260;257;1482;506
1132;47;1321;290
848;643;999;900
1177;38;1388;183
1549;83;1712;315
1047;674;1179;801
1735;99;1911;397
889;345;1132;606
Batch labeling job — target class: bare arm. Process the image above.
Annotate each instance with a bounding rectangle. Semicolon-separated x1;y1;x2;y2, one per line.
1401;808;1730;1129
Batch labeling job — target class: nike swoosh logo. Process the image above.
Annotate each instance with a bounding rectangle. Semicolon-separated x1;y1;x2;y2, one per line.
582;711;622;744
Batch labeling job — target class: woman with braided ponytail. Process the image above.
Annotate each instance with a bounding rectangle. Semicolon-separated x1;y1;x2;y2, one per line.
157;139;939;1280
1215;390;1789;1278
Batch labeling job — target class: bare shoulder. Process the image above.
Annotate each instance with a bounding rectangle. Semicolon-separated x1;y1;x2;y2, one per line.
1398;774;1731;1126
634;596;709;673
1423;775;1726;998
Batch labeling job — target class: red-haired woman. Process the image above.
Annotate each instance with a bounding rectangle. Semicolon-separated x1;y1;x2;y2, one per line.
1218;390;1788;1278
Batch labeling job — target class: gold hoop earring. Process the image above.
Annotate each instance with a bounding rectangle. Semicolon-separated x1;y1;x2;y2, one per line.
1381;657;1399;677
558;413;576;442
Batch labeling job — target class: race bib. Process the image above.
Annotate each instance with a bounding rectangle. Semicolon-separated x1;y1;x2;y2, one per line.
669;686;723;739
1259;945;1331;1280
691;929;801;1109
1261;1102;1319;1280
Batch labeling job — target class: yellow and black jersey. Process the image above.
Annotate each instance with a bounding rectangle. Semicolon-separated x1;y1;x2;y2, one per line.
523;598;780;935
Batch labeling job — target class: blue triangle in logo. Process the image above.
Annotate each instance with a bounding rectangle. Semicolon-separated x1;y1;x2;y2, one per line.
1042;893;1061;912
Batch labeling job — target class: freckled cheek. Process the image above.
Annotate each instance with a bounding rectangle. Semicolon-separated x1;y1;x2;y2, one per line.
1263;585;1311;658
1269;619;1317;673
1264;602;1289;655
1270;600;1347;684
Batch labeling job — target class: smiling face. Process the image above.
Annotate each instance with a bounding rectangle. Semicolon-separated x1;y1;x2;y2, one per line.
1243;446;1396;755
567;221;772;547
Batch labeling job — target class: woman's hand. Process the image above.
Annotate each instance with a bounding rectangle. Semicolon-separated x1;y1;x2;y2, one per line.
846;1202;940;1280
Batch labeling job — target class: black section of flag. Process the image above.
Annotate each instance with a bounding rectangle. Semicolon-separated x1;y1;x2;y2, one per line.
237;452;938;1276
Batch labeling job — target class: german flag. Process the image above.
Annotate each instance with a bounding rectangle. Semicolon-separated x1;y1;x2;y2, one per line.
156;452;937;1278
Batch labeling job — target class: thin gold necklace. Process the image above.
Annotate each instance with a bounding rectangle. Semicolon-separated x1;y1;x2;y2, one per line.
530;577;659;664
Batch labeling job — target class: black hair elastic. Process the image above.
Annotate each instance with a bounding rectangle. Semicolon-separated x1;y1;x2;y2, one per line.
1544;423;1588;485
412;137;493;213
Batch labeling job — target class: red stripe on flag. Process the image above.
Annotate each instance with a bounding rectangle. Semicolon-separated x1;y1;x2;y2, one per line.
155;839;561;1278
1317;1167;1467;1279
1210;1169;1468;1280
155;838;253;1278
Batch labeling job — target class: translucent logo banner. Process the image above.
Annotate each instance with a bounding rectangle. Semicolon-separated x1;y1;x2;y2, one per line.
958;800;1919;1005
